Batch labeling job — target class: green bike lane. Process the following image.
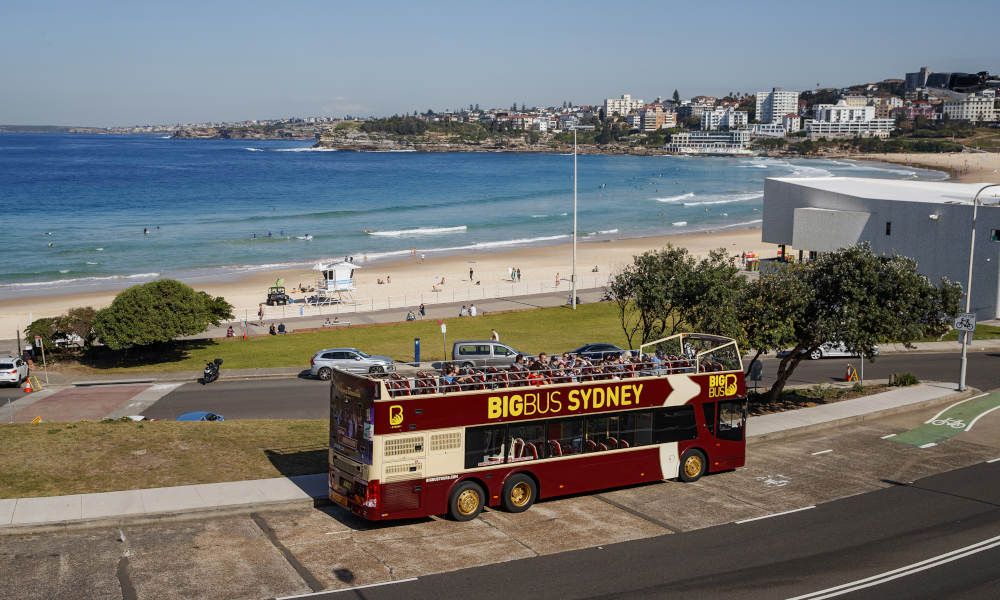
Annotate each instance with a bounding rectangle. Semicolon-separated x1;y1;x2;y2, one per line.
888;390;1000;448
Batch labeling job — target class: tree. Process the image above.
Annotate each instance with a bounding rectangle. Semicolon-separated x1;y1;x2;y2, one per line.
746;244;960;402
737;265;811;376
24;306;98;352
672;89;680;103
92;279;234;351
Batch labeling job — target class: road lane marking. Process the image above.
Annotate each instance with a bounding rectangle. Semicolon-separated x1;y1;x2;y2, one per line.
919;443;936;448
811;449;833;456
786;534;1000;600
965;404;1000;431
735;506;815;524
880;434;896;439
891;391;1000;447
276;578;419;599
987;457;1000;463
924;393;987;424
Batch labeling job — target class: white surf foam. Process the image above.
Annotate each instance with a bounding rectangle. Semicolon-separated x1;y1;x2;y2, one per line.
656;192;695;203
672;221;688;226
274;147;338;152
244;147;264;152
0;272;161;289
368;226;467;237
683;192;763;206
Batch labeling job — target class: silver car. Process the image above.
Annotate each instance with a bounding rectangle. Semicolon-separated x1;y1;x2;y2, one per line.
0;356;29;386
777;342;880;360
310;347;395;380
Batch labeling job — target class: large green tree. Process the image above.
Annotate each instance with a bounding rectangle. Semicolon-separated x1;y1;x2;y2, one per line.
92;279;234;350
25;306;98;352
742;244;961;401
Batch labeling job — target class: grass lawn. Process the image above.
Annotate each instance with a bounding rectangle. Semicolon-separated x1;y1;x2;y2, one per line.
0;420;327;498
920;323;1000;342
71;302;631;373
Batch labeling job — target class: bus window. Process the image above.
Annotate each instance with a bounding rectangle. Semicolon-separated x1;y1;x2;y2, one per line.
507;423;546;462
546;418;584;456
702;402;716;435
585;415;619;451
652;406;698;443
617;410;652;449
465;425;507;468
717;400;745;441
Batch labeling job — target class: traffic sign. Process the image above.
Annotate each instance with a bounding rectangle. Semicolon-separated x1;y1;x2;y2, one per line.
954;313;977;332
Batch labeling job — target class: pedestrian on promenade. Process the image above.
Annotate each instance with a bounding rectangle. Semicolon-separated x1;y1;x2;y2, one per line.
460;305;468;317
516;268;521;282
469;267;474;281
555;272;560;287
469;303;477;317
418;303;426;318
258;304;264;326
491;328;499;341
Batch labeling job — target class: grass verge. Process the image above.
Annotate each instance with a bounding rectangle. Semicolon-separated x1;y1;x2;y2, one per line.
748;383;891;416
0;420;326;499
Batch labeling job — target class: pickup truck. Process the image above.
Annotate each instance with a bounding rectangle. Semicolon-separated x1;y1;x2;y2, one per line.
451;340;524;368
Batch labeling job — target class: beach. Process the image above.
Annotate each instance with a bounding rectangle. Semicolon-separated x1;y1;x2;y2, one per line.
850;152;1000;183
1;226;774;338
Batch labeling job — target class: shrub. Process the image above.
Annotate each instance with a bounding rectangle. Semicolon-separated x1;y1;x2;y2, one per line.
891;372;920;386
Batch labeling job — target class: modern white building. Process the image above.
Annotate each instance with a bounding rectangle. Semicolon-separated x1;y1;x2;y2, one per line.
942;95;997;123
762;177;1000;319
782;113;801;132
604;94;645;117
700;108;748;130
751;123;789;138
667;130;751;153
813;100;876;122
804;119;895;139
755;89;799;124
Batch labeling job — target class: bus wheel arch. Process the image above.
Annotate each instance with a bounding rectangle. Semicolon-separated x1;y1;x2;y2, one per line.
501;472;538;513
679;448;708;482
448;479;487;521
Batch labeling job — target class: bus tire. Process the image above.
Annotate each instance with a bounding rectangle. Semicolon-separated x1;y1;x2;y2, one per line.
679;449;707;482
449;481;486;521
501;473;537;513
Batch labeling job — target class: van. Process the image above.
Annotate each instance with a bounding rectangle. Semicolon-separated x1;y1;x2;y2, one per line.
451;340;523;368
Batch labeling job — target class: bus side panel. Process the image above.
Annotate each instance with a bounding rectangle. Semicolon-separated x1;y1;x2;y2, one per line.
526;448;663;499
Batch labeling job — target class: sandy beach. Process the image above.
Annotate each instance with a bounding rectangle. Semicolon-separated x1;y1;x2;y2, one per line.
1;227;775;338
850;152;1000;183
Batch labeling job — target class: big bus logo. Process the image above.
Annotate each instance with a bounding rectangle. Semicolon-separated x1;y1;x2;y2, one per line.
388;405;404;428
708;374;738;398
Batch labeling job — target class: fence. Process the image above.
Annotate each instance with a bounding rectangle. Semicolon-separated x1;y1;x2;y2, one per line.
255;274;611;322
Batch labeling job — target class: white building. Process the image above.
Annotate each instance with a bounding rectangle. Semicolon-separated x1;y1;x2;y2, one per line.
755;89;799;124
813;100;877;122
700;108;748;130
667;130;751;153
942;95;997;123
626;114;643;130
804;119;895;139
604;94;645;117
640;108;676;131
762;177;1000;319
782;113;801;132
751;123;788;138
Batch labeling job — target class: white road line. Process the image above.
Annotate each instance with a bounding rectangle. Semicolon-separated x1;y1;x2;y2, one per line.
880;433;897;439
965;404;1000;432
786;535;1000;600
811;449;833;456
924;393;988;424
276;578;418;599
987;457;1000;463
919;442;937;449
735;506;815;524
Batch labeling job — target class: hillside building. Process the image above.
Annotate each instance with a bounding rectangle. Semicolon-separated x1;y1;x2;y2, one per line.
755;89;799;124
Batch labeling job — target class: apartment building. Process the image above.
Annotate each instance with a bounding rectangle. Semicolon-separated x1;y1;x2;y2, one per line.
755;89;799;124
639;107;676;131
700;108;748;130
942;95;997;123
813;100;876;122
604;94;645;117
667;130;751;153
804;119;895;139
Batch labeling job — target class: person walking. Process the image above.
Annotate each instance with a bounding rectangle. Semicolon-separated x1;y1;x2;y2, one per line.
469;267;474;281
418;303;426;318
258;304;264;326
516;267;521;282
490;328;499;341
555;272;560;287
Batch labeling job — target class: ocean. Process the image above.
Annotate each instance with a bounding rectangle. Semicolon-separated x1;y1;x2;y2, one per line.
0;133;946;300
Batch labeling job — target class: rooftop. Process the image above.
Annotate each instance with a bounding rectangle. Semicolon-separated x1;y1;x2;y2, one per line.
766;177;1000;205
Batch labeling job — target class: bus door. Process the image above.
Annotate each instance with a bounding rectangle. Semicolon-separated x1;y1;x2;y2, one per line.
707;399;747;470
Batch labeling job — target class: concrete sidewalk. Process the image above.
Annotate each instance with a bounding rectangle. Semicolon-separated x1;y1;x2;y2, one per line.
0;381;972;531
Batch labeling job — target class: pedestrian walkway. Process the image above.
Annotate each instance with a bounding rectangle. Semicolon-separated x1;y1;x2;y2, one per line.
0;381;974;530
887;389;1000;448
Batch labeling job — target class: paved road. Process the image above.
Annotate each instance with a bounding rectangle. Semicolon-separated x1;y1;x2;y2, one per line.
305;461;1000;600
135;351;1000;421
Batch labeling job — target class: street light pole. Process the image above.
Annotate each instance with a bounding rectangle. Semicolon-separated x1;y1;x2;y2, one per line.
958;182;1000;391
570;124;593;310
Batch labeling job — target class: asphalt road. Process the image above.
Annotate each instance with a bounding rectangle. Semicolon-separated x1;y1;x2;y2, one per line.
295;461;1000;600
138;350;1000;420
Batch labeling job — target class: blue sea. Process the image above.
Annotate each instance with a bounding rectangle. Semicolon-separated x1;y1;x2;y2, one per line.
0;133;946;299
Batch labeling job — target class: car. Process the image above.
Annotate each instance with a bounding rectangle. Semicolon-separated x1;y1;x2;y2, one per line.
567;343;630;361
176;411;225;421
451;340;524;368
0;356;29;386
266;286;290;306
311;347;395;380
777;342;880;360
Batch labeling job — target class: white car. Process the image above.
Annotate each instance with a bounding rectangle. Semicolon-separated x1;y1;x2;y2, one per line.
778;342;880;360
0;356;29;386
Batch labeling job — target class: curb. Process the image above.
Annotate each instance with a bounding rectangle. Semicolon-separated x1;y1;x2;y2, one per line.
748;386;980;443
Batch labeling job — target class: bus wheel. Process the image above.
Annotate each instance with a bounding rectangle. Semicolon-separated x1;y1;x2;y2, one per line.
502;474;537;513
449;481;485;521
679;449;707;482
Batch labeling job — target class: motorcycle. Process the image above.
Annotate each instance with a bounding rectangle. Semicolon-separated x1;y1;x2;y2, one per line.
202;358;223;384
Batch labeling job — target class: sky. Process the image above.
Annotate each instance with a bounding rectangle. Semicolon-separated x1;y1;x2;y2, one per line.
1;0;998;127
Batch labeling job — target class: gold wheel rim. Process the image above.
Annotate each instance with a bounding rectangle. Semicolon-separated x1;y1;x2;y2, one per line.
510;482;531;507
457;489;481;516
683;455;703;478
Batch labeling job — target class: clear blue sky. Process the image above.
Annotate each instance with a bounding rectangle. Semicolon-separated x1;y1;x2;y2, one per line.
1;0;997;127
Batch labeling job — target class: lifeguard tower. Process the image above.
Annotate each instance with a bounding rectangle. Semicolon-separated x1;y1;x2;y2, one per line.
310;260;360;305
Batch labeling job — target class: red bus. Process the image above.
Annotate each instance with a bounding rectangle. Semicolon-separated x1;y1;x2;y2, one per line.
329;333;747;521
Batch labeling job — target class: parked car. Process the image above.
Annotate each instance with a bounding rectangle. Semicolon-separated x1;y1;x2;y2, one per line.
311;347;395;380
777;342;880;360
567;343;630;361
176;411;225;421
266;286;290;306
0;356;29;386
451;340;524;368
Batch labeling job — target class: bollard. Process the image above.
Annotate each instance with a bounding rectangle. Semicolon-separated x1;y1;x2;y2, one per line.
414;338;421;363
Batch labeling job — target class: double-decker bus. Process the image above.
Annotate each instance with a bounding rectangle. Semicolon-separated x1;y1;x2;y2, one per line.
329;333;747;521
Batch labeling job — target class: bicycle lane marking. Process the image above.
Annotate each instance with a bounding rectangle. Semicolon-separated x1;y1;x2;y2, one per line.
889;391;1000;447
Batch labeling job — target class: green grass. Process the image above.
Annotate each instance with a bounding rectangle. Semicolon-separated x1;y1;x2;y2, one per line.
71;302;630;373
917;324;1000;343
0;420;327;498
